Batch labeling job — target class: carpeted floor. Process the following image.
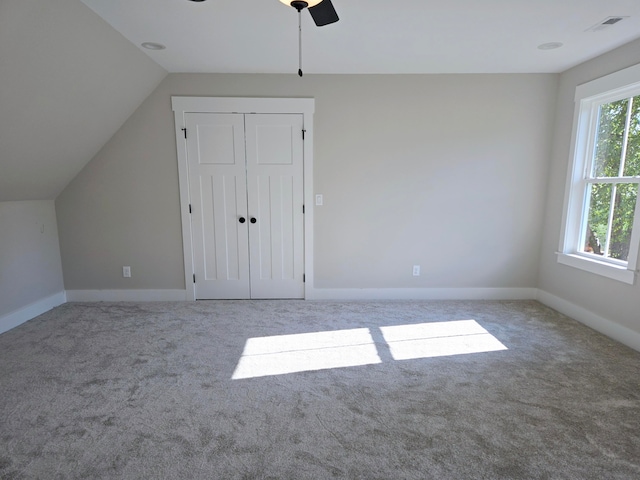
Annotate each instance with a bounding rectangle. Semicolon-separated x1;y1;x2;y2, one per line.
0;300;639;479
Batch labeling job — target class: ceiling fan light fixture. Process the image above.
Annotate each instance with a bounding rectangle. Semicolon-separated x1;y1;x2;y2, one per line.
278;0;339;76
279;0;324;9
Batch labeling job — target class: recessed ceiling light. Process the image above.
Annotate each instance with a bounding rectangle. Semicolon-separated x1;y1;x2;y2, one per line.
141;42;166;50
537;42;563;50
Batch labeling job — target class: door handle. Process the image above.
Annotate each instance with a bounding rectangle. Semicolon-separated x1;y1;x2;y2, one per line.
250;217;257;224
239;217;246;224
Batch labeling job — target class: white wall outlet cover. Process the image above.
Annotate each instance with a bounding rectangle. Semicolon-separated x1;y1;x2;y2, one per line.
123;266;131;278
315;194;323;206
413;265;420;276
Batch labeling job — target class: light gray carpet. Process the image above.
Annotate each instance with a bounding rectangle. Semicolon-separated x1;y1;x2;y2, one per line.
1;300;639;479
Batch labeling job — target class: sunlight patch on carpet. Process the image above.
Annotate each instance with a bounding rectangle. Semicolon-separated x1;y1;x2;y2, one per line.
232;320;507;379
231;328;381;379
380;320;508;361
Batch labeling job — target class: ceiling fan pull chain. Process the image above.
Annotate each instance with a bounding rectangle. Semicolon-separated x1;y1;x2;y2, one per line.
298;9;303;76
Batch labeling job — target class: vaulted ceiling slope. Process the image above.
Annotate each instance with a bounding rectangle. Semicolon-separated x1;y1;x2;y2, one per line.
0;0;167;202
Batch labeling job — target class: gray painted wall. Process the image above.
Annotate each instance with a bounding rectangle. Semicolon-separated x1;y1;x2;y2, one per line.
539;38;640;333
0;201;64;318
0;0;166;201
56;73;558;292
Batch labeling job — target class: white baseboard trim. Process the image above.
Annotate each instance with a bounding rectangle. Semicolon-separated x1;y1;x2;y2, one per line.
5;288;636;353
307;287;538;301
66;289;189;302
537;290;640;352
0;291;67;335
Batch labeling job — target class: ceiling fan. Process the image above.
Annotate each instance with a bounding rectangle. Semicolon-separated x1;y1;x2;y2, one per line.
280;0;339;28
189;0;339;76
279;1;340;76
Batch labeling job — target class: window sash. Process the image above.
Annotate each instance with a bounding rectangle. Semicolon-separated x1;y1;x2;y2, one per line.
580;95;640;264
578;181;639;263
584;177;640;183
558;64;640;284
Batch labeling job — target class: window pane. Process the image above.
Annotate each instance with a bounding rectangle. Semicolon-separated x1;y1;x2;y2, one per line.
593;99;628;177
624;96;640;177
609;183;637;261
582;183;611;255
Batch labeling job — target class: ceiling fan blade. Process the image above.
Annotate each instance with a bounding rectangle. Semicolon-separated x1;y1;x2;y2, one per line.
308;0;339;26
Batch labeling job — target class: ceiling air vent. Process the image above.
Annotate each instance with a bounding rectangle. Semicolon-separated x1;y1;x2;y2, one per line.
586;16;629;32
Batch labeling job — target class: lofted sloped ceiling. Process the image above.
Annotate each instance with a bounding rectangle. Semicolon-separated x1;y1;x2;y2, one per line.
0;0;166;202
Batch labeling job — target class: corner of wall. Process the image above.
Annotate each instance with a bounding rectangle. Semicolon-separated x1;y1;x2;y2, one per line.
0;200;66;335
536;289;640;353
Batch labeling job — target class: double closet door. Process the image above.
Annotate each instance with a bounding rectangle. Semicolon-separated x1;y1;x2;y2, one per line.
185;113;304;299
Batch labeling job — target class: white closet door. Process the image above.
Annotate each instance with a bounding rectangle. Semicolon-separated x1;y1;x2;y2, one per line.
186;113;250;299
185;113;304;300
245;114;305;299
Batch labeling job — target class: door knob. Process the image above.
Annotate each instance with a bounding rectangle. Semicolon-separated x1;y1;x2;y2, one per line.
250;217;257;224
239;217;246;224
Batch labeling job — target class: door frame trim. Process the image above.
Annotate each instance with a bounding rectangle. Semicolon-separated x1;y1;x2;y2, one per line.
172;97;315;301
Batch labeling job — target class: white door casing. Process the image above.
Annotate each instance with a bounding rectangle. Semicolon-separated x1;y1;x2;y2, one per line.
172;97;315;301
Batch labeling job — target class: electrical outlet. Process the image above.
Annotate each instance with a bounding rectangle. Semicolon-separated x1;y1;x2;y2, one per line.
123;266;131;278
315;194;323;206
413;265;420;276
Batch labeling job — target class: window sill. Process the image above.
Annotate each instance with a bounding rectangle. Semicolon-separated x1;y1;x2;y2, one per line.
556;253;636;285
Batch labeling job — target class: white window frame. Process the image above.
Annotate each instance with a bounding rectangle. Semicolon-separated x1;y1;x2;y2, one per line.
558;63;640;285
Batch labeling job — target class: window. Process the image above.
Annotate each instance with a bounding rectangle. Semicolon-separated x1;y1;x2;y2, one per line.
558;63;640;284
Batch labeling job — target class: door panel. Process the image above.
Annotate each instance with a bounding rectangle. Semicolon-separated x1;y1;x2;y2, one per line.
245;114;305;299
186;112;304;300
186;113;250;299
